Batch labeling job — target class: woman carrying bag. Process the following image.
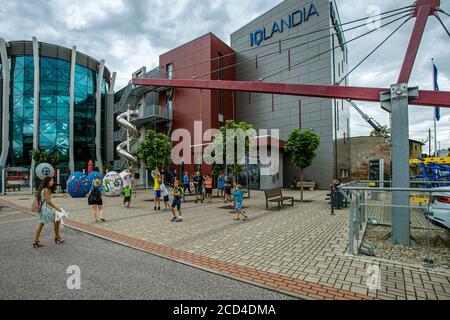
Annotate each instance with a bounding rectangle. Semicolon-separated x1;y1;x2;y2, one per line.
32;177;64;248
88;178;105;223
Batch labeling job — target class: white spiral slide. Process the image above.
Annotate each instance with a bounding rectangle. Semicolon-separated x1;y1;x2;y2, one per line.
116;110;140;165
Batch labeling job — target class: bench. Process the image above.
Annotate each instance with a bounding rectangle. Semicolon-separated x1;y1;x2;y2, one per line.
295;181;315;191
264;189;294;210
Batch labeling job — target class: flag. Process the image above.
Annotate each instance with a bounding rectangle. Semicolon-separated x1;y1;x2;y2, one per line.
433;60;441;121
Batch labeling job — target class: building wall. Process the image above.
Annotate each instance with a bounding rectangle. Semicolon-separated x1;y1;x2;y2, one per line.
350;137;391;181
230;0;350;189
159;33;235;175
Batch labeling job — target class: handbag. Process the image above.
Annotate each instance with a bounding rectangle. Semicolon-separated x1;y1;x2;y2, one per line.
31;197;41;212
31;196;45;213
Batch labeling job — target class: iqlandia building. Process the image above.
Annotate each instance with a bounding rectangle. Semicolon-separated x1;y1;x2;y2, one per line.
114;0;351;189
0;37;116;179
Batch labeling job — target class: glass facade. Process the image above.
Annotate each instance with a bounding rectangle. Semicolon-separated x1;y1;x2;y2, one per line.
10;56;34;166
5;51;108;171
73;64;97;170
39;57;70;167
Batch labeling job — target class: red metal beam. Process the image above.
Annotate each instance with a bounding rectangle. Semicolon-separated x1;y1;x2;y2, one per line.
133;78;450;107
397;0;440;83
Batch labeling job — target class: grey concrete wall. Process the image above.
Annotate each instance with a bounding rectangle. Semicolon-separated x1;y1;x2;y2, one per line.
231;0;351;189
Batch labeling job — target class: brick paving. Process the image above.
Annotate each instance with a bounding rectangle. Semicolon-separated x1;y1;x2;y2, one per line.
1;189;449;300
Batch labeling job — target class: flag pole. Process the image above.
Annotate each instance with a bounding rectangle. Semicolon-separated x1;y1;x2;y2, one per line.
432;58;438;157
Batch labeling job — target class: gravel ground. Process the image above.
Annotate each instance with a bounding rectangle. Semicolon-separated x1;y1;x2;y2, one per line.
362;224;450;269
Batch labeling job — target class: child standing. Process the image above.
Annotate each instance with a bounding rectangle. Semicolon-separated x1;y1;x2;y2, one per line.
122;184;132;208
153;174;161;211
160;182;171;212
171;180;183;222
205;175;213;204
232;185;248;221
224;176;232;203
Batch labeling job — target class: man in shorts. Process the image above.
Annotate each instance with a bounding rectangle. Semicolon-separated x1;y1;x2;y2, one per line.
193;171;204;204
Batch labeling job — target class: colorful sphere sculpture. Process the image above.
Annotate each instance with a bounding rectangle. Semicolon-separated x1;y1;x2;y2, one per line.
103;171;123;197
67;172;90;198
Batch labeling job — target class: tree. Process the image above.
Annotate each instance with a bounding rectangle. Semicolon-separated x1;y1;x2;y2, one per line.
137;129;172;173
284;129;320;202
211;120;254;183
31;148;61;166
370;126;390;138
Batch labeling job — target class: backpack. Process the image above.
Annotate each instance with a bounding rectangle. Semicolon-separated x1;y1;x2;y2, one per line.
31;196;42;212
89;187;101;203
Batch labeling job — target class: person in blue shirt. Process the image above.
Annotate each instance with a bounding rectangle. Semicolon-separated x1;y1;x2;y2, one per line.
183;172;191;194
218;173;225;201
232;184;248;221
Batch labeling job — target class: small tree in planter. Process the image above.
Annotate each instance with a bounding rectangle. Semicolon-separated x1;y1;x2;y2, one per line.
284;129;320;202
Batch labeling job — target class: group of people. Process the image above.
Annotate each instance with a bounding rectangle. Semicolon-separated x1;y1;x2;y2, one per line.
153;171;248;222
32;169;249;248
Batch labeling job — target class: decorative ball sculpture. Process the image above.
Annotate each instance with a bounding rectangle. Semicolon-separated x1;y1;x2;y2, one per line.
103;171;123;197
87;171;103;185
36;163;55;180
67;172;90;198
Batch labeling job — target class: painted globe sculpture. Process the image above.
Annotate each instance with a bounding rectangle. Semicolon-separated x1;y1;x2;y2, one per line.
87;171;103;186
67;172;90;198
103;171;123;197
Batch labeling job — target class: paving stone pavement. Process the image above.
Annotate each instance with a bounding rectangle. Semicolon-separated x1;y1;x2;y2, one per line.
1;189;449;300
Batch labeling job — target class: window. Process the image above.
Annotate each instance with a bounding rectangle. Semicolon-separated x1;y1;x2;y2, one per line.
218;53;224;80
166;63;173;80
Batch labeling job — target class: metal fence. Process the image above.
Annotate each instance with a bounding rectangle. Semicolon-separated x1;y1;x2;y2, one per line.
338;181;450;269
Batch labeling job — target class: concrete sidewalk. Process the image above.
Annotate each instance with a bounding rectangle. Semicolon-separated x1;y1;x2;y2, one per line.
1;189;449;300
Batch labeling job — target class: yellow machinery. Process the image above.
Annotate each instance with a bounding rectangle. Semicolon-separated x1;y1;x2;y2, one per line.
409;157;450;165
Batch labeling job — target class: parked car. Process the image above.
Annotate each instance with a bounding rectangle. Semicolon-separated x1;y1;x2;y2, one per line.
424;188;450;230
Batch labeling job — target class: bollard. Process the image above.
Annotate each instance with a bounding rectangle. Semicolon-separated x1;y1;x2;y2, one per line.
57;169;61;193
1;168;5;195
348;192;355;255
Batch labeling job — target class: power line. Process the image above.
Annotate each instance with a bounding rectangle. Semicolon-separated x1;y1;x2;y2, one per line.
436;8;450;17
161;5;413;77
259;13;411;81
337;17;412;85
193;11;412;80
434;13;450;37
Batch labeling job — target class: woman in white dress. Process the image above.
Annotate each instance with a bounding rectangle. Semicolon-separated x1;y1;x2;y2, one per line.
33;177;64;248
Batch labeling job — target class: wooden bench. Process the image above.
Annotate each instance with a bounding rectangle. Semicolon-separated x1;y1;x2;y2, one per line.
264;189;294;210
295;181;316;191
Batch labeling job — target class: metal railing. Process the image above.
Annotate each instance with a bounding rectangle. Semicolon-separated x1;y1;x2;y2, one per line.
138;104;171;121
338;181;450;269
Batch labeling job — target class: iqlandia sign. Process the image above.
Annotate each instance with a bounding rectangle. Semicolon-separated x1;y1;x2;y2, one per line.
249;3;320;47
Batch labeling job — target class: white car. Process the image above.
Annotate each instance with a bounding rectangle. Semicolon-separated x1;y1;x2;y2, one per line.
424;188;450;230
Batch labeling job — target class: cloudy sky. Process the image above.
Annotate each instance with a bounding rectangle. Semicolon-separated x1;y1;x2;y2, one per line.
1;0;449;152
